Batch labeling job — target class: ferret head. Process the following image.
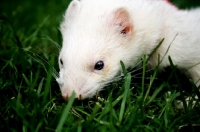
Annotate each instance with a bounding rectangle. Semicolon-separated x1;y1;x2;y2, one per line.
57;0;162;100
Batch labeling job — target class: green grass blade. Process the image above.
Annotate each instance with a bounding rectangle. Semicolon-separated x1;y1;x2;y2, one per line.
37;77;44;96
56;92;76;132
88;102;101;121
146;83;165;105
142;54;146;96
42;55;54;105
143;65;159;102
22;74;30;86
119;73;131;123
97;93;123;121
120;60;127;75
147;38;164;62
23;15;50;45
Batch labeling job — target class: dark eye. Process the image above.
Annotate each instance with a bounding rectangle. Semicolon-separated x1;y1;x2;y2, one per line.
60;59;63;65
94;61;104;70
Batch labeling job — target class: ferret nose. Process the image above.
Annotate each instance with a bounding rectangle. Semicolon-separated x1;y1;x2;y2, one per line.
62;95;69;101
62;93;82;101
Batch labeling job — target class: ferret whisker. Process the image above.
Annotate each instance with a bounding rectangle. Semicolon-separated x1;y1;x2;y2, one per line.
52;69;59;78
130;82;151;85
104;82;114;87
52;73;58;79
131;70;147;77
129;66;143;74
113;66;142;80
40;35;61;51
132;59;143;68
116;60;148;79
103;75;154;88
19;47;59;79
103;79;118;87
112;65;155;82
32;47;60;79
130;67;155;77
132;76;153;79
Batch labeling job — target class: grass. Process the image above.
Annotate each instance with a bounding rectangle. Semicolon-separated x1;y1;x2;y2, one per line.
0;0;200;131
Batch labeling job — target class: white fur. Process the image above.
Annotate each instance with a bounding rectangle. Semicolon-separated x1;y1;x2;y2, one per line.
57;0;200;99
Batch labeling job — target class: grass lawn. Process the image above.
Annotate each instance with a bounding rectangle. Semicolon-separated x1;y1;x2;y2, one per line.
0;0;200;131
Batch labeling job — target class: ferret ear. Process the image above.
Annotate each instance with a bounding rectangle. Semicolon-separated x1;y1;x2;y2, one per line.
60;0;81;34
65;0;81;18
110;8;133;35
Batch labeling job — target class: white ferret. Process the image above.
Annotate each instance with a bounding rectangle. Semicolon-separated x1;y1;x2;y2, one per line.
56;0;200;100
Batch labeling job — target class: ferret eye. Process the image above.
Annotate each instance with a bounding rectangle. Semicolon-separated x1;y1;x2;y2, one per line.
60;59;63;65
94;61;104;70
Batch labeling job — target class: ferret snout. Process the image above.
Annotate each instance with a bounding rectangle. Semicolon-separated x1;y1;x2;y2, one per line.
61;89;82;101
57;77;83;100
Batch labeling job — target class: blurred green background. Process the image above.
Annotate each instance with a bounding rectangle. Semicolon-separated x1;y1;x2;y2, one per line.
0;0;71;52
1;0;200;33
0;0;70;31
0;0;200;44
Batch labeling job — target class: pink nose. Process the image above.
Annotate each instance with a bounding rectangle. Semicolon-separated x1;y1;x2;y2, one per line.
62;95;69;101
62;93;82;101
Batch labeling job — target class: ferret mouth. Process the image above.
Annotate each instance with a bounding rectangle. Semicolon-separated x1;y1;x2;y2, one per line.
80;84;105;99
62;93;83;101
61;85;102;101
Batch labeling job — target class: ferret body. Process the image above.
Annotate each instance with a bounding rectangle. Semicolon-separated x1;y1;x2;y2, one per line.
57;0;200;100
